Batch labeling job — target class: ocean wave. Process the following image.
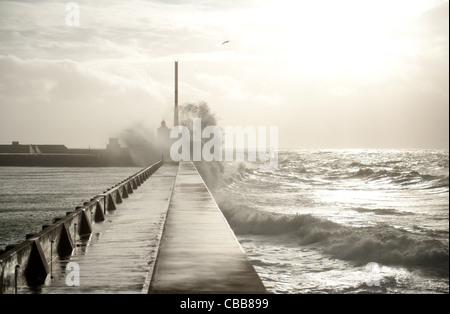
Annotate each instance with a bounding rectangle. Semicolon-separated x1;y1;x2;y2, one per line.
351;207;413;216
323;230;448;268
197;152;448;192
349;167;448;188
203;161;448;192
351;168;376;178
425;176;449;189
219;200;449;268
196;152;449;269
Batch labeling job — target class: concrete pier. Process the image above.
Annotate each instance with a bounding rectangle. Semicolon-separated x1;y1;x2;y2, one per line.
38;164;178;293
0;161;266;294
148;162;266;294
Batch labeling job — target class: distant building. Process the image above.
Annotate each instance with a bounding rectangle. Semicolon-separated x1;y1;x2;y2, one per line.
0;139;136;167
106;138;121;151
157;119;172;161
0;142;68;154
157;119;170;138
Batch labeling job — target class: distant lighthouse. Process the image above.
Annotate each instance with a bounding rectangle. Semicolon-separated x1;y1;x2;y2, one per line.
157;118;171;161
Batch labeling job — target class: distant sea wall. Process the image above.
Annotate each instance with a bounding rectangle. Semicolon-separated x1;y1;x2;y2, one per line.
0;139;143;167
0;153;136;167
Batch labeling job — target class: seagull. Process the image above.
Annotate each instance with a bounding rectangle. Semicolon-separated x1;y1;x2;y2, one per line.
221;40;230;45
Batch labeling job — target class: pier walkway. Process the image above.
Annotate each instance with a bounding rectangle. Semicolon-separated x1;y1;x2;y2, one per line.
149;162;266;294
35;163;178;294
5;161;266;294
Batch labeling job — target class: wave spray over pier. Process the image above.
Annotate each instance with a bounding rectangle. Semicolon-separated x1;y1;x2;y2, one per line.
0;61;267;296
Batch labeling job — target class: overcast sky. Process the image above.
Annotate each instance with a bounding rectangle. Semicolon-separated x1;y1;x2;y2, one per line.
0;0;448;149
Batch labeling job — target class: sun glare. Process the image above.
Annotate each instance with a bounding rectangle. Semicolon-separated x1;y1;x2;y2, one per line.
252;0;426;79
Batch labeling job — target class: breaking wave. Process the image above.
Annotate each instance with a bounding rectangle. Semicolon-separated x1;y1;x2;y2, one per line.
218;199;449;269
195;149;449;279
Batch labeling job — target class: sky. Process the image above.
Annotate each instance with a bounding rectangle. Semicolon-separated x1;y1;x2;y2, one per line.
0;0;448;149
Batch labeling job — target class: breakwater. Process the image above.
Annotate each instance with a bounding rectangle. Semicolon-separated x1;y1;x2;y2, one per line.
0;160;162;294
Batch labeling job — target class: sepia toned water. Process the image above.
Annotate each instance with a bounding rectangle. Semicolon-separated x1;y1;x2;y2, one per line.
0;167;141;251
0;149;448;294
199;149;449;294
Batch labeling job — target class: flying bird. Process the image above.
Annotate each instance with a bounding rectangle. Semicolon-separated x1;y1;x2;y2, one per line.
221;40;230;45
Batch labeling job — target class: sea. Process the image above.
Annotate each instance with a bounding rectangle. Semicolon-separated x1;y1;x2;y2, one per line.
0;167;142;251
0;149;448;294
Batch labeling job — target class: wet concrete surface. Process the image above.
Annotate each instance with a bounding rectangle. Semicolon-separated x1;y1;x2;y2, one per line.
29;163;178;294
19;162;265;294
148;162;266;294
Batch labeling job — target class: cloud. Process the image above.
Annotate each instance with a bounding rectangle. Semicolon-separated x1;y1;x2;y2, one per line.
195;73;247;100
0;0;448;149
0;54;170;147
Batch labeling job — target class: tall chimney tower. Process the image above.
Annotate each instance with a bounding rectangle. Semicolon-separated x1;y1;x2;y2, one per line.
174;60;179;127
